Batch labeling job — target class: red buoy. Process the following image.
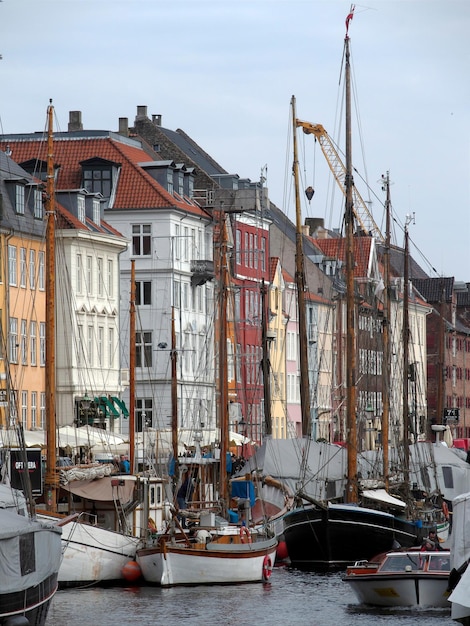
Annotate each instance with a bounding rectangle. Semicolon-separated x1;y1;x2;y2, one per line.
122;560;142;582
276;540;289;562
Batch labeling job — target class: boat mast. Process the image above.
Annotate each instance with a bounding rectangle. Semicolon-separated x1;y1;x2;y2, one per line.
381;172;391;489
344;9;358;504
402;216;412;486
261;280;272;437
218;205;230;515
45;100;58;513
129;259;136;473
291;95;311;439
171;305;178;487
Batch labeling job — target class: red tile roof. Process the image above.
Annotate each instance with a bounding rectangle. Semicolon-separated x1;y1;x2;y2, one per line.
312;236;373;278
1;136;209;219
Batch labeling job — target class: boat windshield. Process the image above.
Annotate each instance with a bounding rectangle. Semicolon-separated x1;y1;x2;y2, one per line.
382;554;421;571
428;555;451;572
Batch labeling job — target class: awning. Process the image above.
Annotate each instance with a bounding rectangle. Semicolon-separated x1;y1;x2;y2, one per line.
111;396;129;418
362;488;406;509
95;396;120;418
60;476;136;504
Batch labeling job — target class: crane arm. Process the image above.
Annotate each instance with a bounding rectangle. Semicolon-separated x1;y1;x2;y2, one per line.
295;119;384;242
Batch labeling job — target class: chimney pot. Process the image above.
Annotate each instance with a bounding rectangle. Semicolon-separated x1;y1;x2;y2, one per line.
68;111;83;132
136;105;148;120
118;117;129;137
152;114;162;126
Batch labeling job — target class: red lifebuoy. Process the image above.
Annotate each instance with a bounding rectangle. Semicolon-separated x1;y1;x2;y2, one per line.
240;526;252;544
262;555;273;581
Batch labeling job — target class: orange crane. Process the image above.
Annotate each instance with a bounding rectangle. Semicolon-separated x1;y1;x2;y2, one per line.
295;119;384;243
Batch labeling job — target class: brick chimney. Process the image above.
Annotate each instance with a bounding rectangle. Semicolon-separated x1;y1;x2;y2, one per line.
68;111;83;132
118;117;129;137
152;114;162;127
135;105;148;121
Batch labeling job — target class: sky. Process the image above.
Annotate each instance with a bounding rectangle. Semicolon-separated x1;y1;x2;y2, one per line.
1;0;469;281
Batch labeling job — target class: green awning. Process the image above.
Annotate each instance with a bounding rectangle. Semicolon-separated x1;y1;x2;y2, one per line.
111;396;129;418
95;396;120;418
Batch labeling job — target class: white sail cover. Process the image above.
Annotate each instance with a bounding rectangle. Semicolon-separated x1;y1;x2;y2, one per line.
0;484;62;594
449;491;470;620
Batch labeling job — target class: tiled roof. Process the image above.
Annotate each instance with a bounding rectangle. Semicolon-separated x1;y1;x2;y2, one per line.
0;134;209;219
412;277;455;303
312;236;373;278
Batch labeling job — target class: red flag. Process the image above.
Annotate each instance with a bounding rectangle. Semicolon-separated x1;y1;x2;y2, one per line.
345;4;355;34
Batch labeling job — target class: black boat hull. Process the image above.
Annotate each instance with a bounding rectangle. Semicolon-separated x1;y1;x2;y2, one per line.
283;503;419;570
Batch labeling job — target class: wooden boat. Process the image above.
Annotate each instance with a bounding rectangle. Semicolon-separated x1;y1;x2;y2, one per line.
136;203;278;587
343;548;451;607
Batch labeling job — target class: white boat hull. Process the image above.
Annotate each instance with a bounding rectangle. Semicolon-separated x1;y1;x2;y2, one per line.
137;538;277;587
346;575;451;607
40;515;139;586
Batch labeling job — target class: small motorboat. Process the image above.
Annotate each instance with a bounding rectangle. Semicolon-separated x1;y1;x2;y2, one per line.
343;548;451;608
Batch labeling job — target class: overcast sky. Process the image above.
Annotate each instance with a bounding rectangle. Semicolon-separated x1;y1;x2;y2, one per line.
1;0;469;281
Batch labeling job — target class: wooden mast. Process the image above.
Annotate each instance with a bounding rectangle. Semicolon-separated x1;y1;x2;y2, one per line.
171;305;178;481
261;280;272;437
291;95;311;439
129;259;136;472
381;172;391;489
45;100;58;513
344;14;358;504
218;205;229;515
402;217;411;486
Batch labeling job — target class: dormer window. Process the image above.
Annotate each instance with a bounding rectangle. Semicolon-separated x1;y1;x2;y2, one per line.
166;169;174;195
16;184;25;215
93;198;100;225
77;195;86;223
80;157;120;202
34;188;43;219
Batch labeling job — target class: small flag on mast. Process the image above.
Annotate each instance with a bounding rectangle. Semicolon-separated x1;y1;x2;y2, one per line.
345;4;355;35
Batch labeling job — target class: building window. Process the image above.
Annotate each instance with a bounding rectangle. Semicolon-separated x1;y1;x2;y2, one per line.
136;331;152;368
97;257;103;297
108;327;114;369
136;281;151;306
21;319;27;365
86;256;92;294
9;317;18;363
8;245;17;286
76;254;82;294
21;391;27;429
87;325;94;367
83;168;111;197
34;188;43;219
174;225;181;260
261;237;266;272
38;251;44;290
39;322;45;366
107;260;113;298
20;248;27;288
16;185;25;215
77;195;86;223
93;199;100;224
166;169;174;195
29;250;36;289
132;224;151;256
136;398;153;431
40;392;45;429
173;280;180;308
30;321;37;366
31;391;37;428
98;326;104;367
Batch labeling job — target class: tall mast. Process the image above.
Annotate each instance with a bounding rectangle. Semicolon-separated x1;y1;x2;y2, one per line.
45;100;58;513
402;217;412;486
381;173;391;488
218;206;229;514
291;95;311;439
171;305;178;482
129;259;136;472
261;280;272;437
344;10;358;504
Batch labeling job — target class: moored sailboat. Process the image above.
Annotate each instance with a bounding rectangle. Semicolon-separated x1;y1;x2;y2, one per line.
136;204;277;587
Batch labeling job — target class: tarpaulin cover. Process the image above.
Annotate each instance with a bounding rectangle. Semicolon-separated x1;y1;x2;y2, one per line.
231;480;255;506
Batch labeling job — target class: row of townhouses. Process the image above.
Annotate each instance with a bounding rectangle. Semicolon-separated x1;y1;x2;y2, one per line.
0;105;469;456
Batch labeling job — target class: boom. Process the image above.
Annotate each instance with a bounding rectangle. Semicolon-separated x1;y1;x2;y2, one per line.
296;120;384;242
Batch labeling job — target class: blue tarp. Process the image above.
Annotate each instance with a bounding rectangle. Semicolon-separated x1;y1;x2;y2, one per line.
231;480;255;507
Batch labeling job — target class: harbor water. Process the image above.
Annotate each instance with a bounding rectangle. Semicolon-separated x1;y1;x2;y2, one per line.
47;565;455;626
